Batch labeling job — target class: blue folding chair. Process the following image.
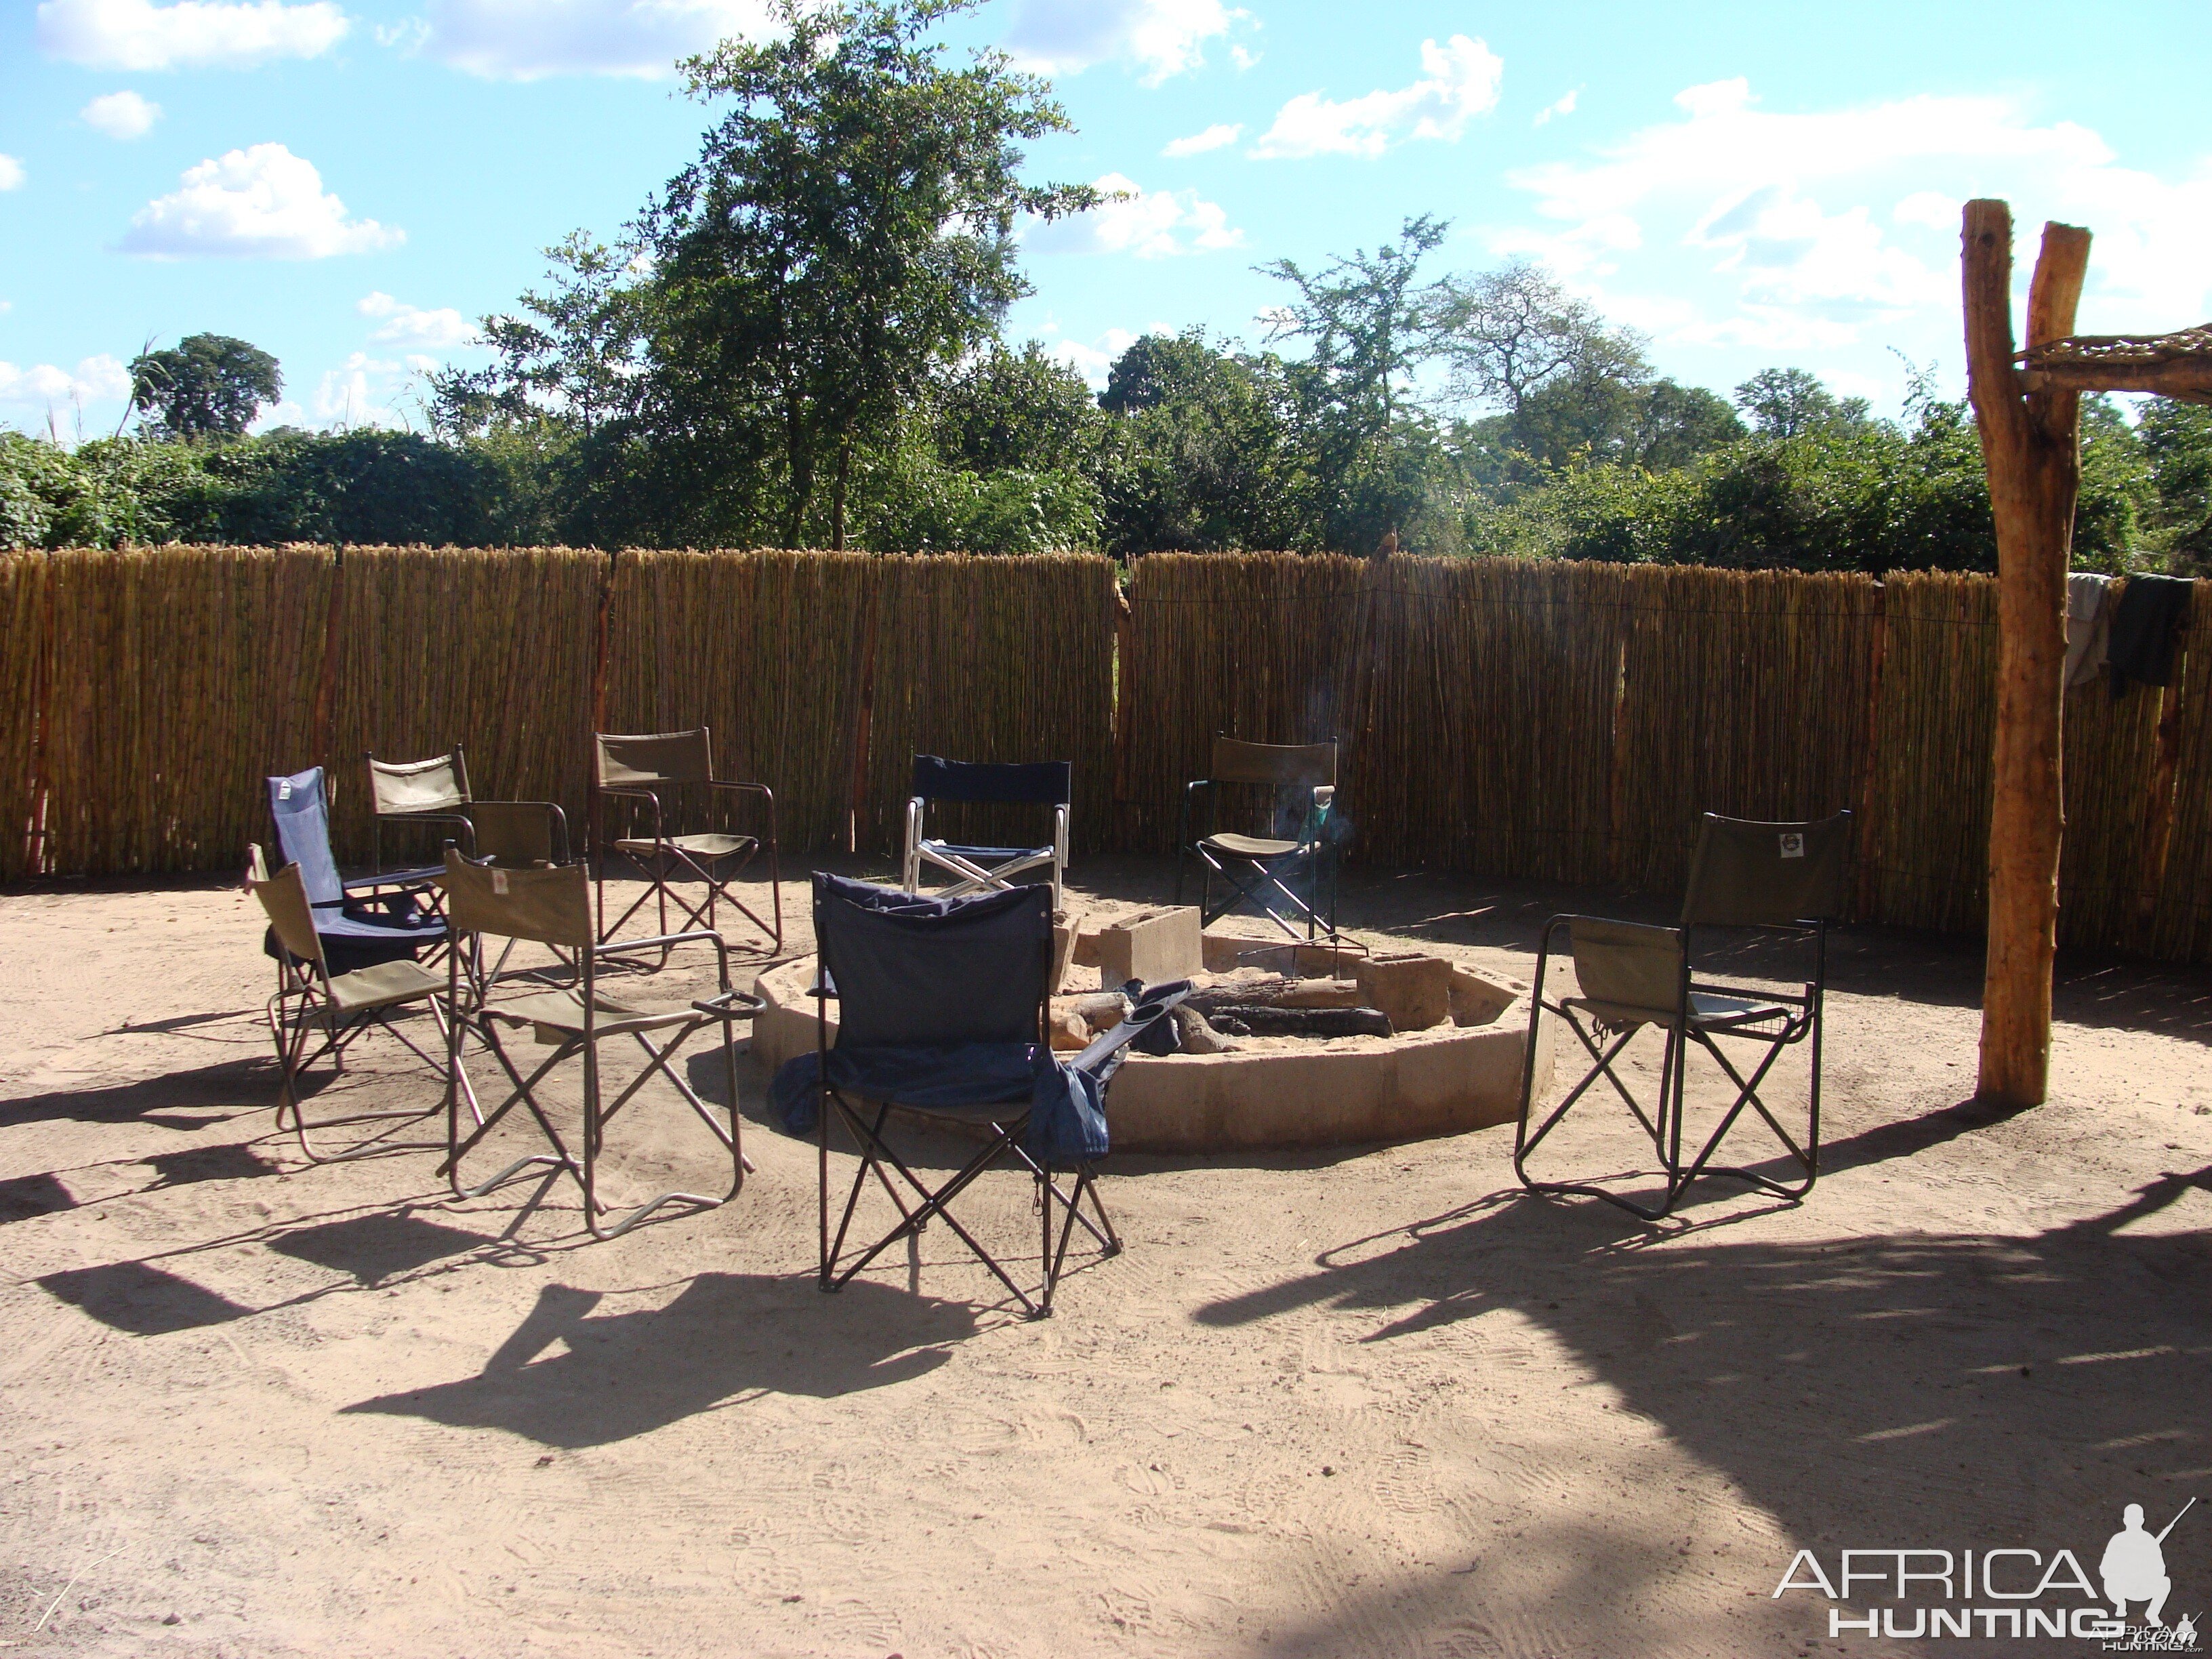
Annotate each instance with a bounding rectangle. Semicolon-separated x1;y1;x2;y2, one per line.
266;766;447;974
778;874;1187;1319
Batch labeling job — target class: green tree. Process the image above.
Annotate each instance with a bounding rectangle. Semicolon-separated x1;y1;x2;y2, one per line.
1733;367;1871;438
1258;216;1452;549
640;0;1103;548
2138;398;2212;574
128;333;282;441
431;232;646;439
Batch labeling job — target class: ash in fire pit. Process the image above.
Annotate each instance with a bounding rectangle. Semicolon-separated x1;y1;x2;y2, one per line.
1180;977;1394;1042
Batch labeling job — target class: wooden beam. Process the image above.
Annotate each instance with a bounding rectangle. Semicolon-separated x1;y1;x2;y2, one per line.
1965;203;2090;1109
2020;361;2212;401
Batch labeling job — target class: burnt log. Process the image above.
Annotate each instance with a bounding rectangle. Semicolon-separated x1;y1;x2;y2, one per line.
1206;1005;1394;1040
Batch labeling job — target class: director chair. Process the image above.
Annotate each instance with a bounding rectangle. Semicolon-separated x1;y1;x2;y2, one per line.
437;852;762;1241
901;755;1071;913
246;845;462;1164
1176;737;1343;947
1513;811;1851;1221
591;728;781;956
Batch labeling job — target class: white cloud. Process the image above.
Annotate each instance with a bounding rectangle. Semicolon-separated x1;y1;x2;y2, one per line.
0;355;134;414
80;89;163;139
358;291;480;349
1499;77;2212;356
312;350;410;428
0;157;24;192
1162;122;1240;158
414;0;775;80
1044;327;1141;388
37;0;348;70
1532;87;1576;127
123;144;401;259
1005;0;1246;85
1250;35;1502;161
1029;172;1242;258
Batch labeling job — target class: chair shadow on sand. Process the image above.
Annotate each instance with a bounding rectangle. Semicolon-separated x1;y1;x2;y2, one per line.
343;1275;979;1448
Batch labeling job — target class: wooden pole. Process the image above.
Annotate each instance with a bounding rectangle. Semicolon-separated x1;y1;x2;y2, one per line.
1962;201;2091;1107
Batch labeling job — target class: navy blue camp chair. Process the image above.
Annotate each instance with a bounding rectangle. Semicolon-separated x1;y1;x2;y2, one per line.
901;756;1071;913
787;874;1187;1319
266;766;447;974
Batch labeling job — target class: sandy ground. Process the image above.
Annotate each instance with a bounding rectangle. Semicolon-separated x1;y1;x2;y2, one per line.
2;856;2210;1658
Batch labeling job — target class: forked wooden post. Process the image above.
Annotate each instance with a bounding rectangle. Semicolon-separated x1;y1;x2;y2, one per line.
1961;201;2091;1107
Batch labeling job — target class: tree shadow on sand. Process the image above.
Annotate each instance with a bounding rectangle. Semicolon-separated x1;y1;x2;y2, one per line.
1193;1155;2212;1652
344;1275;979;1448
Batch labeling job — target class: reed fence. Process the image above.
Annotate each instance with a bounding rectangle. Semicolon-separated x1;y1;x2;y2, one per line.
3;546;2207;966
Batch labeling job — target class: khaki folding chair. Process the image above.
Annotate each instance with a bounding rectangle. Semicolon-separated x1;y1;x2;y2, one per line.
368;747;571;874
1514;812;1851;1220
1176;737;1343;947
437;853;762;1241
246;845;461;1164
592;729;781;956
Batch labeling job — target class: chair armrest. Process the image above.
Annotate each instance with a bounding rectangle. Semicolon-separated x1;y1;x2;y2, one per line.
693;989;766;1020
341;870;441;897
594;927;733;989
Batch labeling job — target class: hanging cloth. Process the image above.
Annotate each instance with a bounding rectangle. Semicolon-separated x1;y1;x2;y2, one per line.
2064;571;2114;689
2107;574;2196;696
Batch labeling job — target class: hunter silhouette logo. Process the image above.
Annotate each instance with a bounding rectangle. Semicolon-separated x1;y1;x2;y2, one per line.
1778;832;1805;859
1770;1496;2200;1645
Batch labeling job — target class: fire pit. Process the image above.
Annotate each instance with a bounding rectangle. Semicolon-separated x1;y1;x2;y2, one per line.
752;916;1552;1155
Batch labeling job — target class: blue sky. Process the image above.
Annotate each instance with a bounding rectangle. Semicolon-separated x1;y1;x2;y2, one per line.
3;0;2208;438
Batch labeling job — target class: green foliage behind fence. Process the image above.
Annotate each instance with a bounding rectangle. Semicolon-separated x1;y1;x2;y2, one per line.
4;545;2207;964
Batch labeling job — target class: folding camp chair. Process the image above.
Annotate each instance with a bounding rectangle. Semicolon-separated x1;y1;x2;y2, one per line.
1513;812;1851;1221
901;756;1071;912
592;729;781;956
437;852;762;1240
246;845;460;1164
266;766;448;973
808;874;1189;1319
1176;737;1343;946
367;747;571;876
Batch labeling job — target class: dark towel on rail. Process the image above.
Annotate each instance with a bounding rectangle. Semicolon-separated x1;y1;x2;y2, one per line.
2107;574;2195;695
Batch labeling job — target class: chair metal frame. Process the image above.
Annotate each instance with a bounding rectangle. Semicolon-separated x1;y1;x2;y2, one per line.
436;853;762;1241
813;878;1176;1320
1176;737;1342;947
591;728;782;957
247;846;468;1165
901;755;1071;913
1513;813;1849;1221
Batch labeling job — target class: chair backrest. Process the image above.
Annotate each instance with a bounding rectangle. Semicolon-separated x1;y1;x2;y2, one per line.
815;874;1050;1049
1211;737;1336;789
369;750;470;816
1569;918;1684;1026
470;801;562;868
911;755;1071;807
1681;812;1851;928
441;851;594;949
248;854;326;967
268;767;344;907
596;729;713;788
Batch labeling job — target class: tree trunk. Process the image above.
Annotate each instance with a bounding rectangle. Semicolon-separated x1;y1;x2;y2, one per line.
1962;201;2089;1108
830;429;853;552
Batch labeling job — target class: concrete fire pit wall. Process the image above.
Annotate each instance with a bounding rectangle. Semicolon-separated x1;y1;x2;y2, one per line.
750;930;1553;1155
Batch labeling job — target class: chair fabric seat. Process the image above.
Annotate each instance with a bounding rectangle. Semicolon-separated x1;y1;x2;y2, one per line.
924;840;1048;865
486;987;701;1040
613;832;756;861
1565;990;1794;1033
344;865;444;891
325;958;447;1015
1202;832;1305;859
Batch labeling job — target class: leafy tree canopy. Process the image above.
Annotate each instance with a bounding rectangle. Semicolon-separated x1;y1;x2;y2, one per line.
128;333;282;442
